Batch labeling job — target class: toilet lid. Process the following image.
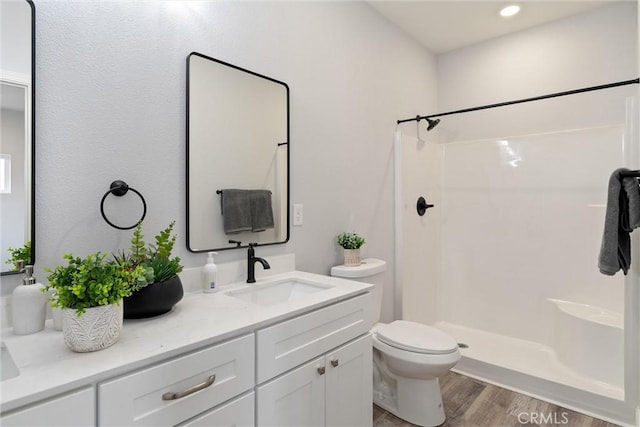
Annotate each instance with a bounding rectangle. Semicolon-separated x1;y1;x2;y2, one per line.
376;321;458;355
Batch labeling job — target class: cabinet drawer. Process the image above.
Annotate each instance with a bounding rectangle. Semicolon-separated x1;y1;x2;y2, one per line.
1;386;94;427
99;334;254;426
180;391;254;427
256;293;372;383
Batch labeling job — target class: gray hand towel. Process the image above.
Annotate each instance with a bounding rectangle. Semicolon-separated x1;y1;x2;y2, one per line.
250;190;274;232
621;175;640;231
598;168;640;275
221;189;252;234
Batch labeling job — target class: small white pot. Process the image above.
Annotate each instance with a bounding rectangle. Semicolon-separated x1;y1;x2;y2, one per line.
62;302;123;352
343;248;361;266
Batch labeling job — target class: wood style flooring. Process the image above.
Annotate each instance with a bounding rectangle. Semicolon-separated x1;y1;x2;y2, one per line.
373;372;620;427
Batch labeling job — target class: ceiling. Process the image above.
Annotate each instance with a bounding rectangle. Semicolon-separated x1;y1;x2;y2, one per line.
368;1;621;54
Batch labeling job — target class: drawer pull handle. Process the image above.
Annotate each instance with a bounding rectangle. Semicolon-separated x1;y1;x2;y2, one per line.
162;374;216;400
317;366;326;375
330;359;339;368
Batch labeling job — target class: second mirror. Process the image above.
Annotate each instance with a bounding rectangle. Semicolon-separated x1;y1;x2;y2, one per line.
187;53;290;252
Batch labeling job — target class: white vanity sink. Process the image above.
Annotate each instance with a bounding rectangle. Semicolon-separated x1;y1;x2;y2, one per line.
225;279;334;306
1;343;20;381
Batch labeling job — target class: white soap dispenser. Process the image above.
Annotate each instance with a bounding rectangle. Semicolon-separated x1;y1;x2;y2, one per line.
12;264;47;335
202;252;218;293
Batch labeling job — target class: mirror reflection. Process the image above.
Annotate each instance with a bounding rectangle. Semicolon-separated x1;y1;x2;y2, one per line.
1;0;34;274
187;53;289;252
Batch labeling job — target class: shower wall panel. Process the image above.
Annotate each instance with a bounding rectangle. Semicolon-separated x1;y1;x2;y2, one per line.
438;125;626;345
400;134;441;325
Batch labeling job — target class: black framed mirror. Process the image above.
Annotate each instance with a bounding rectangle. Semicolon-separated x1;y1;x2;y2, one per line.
186;53;289;252
1;0;35;274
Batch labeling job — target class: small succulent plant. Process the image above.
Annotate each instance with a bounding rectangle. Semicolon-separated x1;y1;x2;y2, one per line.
112;221;183;292
336;232;366;249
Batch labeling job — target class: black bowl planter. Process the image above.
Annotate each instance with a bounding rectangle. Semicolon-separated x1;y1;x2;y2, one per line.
124;275;184;319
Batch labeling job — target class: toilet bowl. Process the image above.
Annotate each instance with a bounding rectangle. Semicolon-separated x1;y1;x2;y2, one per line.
331;259;460;427
372;321;460;426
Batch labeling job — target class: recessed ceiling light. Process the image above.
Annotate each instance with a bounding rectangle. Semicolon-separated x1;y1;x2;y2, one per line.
499;4;521;17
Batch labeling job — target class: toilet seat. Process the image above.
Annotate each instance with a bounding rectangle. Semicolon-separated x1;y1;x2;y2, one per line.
376;320;458;355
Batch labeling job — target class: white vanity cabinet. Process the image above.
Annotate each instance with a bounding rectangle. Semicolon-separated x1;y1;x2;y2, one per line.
0;272;374;427
98;334;254;427
0;386;94;427
256;293;373;427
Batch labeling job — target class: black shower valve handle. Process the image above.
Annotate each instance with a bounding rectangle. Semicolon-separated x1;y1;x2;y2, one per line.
417;196;434;216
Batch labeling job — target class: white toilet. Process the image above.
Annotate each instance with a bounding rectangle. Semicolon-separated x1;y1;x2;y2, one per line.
331;259;460;427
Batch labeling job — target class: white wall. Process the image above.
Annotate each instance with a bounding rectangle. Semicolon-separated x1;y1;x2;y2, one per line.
5;1;437;323
437;2;637;112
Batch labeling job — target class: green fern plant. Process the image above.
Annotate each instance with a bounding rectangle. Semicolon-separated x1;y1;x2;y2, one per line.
6;241;32;271
336;232;366;249
45;252;145;315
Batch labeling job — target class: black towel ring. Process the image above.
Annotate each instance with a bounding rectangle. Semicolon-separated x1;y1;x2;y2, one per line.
100;180;147;230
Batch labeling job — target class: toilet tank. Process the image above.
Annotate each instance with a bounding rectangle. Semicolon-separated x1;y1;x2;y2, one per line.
330;258;386;324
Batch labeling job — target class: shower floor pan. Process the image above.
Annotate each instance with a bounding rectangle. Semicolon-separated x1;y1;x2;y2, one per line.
435;321;633;426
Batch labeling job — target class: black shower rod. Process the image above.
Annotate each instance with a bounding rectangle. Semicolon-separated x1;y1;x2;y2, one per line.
397;78;640;125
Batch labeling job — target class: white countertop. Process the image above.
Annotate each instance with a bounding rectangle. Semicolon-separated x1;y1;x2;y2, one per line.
0;270;373;413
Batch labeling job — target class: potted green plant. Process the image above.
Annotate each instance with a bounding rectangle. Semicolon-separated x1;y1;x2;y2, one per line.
44;252;145;352
114;221;184;319
336;232;366;266
5;241;32;272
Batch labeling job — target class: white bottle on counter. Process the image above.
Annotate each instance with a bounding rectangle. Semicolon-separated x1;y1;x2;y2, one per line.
12;265;47;335
202;252;218;293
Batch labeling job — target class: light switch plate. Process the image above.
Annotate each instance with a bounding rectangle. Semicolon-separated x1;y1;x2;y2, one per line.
293;204;303;226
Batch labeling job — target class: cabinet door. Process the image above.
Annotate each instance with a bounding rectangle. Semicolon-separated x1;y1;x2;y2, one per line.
257;356;325;427
180;392;254;427
1;387;94;427
325;334;373;427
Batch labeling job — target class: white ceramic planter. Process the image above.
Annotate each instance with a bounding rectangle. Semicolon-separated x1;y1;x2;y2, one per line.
343;248;361;266
62;302;123;352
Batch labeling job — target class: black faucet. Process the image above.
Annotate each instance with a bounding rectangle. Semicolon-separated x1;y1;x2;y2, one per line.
247;243;270;283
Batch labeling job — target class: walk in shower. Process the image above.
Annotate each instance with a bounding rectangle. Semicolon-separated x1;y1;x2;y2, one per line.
395;82;639;425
